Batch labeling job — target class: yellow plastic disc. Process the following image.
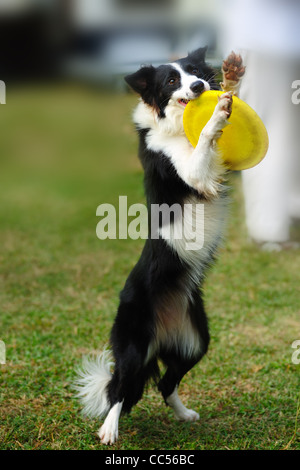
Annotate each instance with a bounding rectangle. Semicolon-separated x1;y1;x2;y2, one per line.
183;90;269;171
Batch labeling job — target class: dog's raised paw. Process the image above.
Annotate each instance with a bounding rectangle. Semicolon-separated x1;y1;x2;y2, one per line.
221;51;245;95
200;91;232;144
222;51;245;82
212;91;233;126
217;92;233;118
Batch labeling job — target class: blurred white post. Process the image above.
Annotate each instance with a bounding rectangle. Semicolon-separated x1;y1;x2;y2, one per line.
219;0;300;248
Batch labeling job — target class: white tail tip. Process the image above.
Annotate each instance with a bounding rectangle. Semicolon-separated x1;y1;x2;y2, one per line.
73;350;114;419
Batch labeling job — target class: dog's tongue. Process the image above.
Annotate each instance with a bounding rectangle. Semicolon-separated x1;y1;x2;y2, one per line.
178;99;189;107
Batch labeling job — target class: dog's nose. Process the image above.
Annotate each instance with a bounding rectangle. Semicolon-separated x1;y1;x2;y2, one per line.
190;81;204;95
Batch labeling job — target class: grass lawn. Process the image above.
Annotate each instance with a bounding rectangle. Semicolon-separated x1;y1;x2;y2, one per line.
0;83;299;450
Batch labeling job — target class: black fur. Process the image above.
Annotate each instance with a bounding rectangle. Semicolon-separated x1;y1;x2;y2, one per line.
125;47;218;118
106;48;219;415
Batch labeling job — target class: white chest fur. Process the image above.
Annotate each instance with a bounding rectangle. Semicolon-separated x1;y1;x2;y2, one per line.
161;194;228;281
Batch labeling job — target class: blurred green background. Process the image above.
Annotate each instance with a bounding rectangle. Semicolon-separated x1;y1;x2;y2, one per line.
0;81;299;451
0;0;299;451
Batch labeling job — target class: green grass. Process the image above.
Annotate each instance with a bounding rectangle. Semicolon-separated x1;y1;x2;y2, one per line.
0;83;299;450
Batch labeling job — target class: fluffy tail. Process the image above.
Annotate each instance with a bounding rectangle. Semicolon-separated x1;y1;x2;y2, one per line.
73;350;114;419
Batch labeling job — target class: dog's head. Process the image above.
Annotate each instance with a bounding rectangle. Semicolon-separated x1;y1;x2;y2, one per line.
125;47;218;119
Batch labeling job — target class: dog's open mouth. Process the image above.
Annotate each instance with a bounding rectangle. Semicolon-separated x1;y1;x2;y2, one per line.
178;98;190;107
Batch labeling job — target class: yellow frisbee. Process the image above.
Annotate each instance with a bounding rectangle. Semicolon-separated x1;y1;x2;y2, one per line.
183;90;269;171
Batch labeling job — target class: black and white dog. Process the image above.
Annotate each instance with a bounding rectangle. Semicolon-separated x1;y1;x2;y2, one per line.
75;48;244;444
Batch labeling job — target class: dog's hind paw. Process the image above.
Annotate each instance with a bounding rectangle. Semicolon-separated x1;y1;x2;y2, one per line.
98;422;118;445
166;387;200;423
97;401;123;445
175;408;200;422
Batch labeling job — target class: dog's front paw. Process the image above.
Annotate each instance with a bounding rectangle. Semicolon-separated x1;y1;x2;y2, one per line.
222;51;245;82
221;51;245;95
214;91;233;122
200;92;232;145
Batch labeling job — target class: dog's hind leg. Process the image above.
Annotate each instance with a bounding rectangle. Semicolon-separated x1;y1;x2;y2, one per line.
98;346;157;444
158;355;202;421
166;386;199;422
97;358;142;445
98;399;123;445
158;292;210;422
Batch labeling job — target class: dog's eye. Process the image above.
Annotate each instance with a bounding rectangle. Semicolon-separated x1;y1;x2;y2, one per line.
191;68;199;75
168;77;177;85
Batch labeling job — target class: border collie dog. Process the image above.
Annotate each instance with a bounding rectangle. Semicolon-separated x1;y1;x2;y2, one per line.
75;48;244;444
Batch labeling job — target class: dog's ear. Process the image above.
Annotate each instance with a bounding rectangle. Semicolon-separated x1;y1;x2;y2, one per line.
188;46;208;63
124;66;156;104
